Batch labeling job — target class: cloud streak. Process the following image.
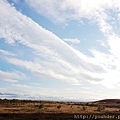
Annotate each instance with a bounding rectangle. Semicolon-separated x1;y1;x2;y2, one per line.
63;38;80;44
25;0;120;88
1;0;120;100
0;0;105;86
0;70;27;82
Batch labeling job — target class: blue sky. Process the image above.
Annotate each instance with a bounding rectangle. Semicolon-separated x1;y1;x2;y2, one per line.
0;0;120;101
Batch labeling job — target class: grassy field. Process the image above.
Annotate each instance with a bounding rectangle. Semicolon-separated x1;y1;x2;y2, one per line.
0;99;120;120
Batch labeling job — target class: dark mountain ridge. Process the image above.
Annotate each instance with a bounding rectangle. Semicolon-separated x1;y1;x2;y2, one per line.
95;99;120;104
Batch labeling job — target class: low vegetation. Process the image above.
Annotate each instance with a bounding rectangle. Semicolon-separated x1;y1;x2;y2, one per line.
0;99;120;119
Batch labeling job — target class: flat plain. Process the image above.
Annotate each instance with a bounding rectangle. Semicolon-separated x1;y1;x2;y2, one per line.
0;99;120;120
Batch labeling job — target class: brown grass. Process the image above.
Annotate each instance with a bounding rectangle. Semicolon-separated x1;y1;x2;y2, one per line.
0;99;120;119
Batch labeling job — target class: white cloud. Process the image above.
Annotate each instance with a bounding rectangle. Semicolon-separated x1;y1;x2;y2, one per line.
1;0;120;90
0;83;113;100
0;0;106;86
25;0;115;23
12;83;31;88
63;38;80;44
12;0;19;3
25;0;120;88
5;57;80;84
71;83;82;86
0;70;27;82
0;49;15;56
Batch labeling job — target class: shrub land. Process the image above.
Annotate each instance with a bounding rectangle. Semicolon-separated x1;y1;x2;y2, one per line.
0;99;120;120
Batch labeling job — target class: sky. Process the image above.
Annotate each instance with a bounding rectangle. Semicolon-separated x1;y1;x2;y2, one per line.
0;0;120;101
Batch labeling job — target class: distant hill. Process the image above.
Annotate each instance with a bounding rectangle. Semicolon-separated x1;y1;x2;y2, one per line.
95;99;120;104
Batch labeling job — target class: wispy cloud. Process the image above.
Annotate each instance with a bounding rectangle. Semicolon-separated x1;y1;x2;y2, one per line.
63;38;80;44
25;0;120;88
0;70;27;82
1;0;120;100
25;0;115;23
0;49;15;56
0;0;105;86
